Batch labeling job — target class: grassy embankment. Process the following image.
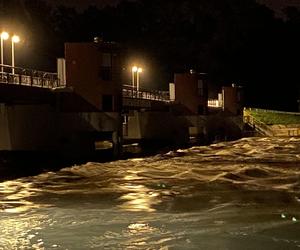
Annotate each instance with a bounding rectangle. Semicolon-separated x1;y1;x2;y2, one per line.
249;109;300;125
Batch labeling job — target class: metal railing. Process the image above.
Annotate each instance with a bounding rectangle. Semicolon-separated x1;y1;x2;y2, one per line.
0;64;64;89
122;84;170;102
244;108;300;137
207;99;223;108
243;110;274;136
247;107;300;116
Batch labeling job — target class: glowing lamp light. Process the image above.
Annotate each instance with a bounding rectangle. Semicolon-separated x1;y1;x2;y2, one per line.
11;35;20;75
132;66;138;72
1;32;9;71
1;32;9;40
12;35;20;43
131;66;143;92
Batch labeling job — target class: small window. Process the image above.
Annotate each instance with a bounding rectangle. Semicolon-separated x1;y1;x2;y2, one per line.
198;105;204;114
102;53;112;67
198;80;204;96
102;95;113;111
237;91;241;102
99;66;112;81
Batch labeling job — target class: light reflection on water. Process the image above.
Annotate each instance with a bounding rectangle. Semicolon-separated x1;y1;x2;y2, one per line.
0;137;300;249
118;170;161;212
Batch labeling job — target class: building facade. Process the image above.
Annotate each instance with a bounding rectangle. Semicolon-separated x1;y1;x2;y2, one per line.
173;72;208;115
64;41;123;112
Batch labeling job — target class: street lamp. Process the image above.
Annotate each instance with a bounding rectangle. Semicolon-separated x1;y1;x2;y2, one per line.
136;67;142;91
11;35;20;75
0;31;9;72
131;66;143;95
132;66;138;89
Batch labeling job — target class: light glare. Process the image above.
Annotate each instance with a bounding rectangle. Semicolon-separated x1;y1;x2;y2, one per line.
1;32;9;40
12;35;20;43
132;66;138;72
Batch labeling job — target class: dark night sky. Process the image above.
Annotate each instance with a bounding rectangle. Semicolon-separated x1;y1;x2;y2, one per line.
45;0;122;10
258;0;300;15
46;0;300;13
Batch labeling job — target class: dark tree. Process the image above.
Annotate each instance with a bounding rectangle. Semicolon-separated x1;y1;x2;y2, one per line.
1;0;299;110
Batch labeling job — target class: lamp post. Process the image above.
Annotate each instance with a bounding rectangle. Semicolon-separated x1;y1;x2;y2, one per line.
132;66;138;88
11;35;20;75
0;31;9;72
136;67;142;92
132;66;143;96
132;66;138;97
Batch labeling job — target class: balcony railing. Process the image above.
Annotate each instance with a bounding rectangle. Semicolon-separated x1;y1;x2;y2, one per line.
0;64;64;89
208;99;223;108
122;84;170;102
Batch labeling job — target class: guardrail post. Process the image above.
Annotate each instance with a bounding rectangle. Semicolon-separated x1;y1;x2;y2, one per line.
41;74;44;87
30;72;33;86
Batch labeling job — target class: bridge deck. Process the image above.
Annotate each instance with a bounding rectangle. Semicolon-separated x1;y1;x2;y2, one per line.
0;65;171;109
0;64;63;89
122;84;169;102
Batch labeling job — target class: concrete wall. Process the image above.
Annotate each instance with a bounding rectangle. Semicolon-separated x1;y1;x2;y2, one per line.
270;124;300;137
0;104;12;150
124;111;243;145
126;111;142;139
180;114;243;143
0;104;120;156
0;104;57;151
124;111;189;144
181;115;207;137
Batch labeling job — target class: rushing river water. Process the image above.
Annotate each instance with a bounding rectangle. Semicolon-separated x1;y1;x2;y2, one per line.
1;137;300;249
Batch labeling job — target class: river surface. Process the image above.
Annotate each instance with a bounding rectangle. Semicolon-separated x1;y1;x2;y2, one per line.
1;137;300;249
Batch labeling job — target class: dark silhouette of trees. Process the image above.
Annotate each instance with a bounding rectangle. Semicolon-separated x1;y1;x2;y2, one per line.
0;0;299;110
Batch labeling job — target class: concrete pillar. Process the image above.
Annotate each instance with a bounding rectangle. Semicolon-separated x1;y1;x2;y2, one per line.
0;104;11;150
57;58;66;87
112;131;121;158
169;83;175;101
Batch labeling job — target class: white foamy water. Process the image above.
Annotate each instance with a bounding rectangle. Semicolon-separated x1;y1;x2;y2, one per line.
1;137;300;249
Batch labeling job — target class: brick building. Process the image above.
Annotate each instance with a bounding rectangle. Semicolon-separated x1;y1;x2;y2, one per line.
222;84;244;115
173;71;208;115
62;41;123;112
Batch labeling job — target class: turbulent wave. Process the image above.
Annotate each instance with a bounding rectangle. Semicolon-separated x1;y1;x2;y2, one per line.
32;137;300;194
1;137;300;249
2;137;300;206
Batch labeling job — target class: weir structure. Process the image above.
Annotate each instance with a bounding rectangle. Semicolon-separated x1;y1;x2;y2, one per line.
0;40;246;162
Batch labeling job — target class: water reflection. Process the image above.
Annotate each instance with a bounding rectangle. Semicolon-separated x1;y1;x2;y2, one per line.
0;180;43;213
124;222;161;248
118;173;160;212
0;213;49;249
0;180;51;248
